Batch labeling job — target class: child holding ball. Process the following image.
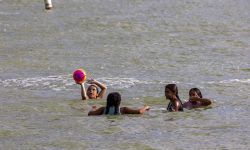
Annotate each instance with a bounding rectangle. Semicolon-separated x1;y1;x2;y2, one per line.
73;69;107;100
77;79;107;100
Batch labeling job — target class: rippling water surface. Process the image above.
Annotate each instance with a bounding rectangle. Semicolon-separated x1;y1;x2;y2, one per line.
0;0;250;149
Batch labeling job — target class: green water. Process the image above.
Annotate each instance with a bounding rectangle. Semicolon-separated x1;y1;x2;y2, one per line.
0;0;250;149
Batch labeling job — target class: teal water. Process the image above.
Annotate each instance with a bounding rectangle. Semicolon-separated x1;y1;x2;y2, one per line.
0;0;250;149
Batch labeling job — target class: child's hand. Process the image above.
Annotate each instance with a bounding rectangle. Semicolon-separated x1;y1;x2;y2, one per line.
145;106;150;111
76;81;84;85
139;106;150;114
87;79;95;84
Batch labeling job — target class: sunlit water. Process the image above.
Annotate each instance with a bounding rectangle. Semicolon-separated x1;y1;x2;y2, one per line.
0;0;250;149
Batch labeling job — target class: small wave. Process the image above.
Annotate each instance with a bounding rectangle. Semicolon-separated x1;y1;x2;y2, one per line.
98;77;151;89
0;75;73;91
0;75;153;91
1;75;248;91
206;79;250;84
0;12;20;15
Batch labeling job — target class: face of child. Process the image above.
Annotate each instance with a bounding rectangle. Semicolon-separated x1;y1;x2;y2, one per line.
87;86;98;99
165;88;174;99
189;91;200;98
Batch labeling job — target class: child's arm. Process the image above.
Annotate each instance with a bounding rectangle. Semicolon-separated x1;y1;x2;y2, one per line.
190;97;212;106
79;83;88;100
121;106;150;114
88;79;107;99
88;107;105;116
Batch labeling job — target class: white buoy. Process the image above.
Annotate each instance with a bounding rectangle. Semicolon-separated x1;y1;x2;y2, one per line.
44;0;53;10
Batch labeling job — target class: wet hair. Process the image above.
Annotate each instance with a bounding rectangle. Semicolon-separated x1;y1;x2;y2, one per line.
189;88;203;98
165;84;183;111
165;84;181;101
87;84;99;94
105;92;121;115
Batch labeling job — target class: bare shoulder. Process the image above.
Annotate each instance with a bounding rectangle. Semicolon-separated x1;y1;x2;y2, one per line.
88;107;105;116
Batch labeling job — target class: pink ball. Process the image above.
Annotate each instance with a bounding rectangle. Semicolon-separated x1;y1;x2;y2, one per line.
73;69;87;84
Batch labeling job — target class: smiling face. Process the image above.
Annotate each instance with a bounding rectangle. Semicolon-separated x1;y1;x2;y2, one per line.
189;88;202;99
87;85;98;99
189;90;199;98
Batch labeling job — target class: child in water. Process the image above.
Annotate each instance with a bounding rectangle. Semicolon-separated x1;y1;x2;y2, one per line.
88;92;150;115
183;88;212;109
165;84;183;112
77;79;107;100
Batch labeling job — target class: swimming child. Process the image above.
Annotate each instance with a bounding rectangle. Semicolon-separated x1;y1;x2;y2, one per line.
88;92;150;115
183;88;212;109
165;84;183;112
77;79;107;100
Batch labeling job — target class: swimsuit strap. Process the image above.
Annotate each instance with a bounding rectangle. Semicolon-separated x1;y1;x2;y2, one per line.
167;102;174;112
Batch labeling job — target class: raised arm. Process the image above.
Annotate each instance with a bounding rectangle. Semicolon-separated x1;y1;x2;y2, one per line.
78;82;88;100
121;106;150;114
88;79;107;99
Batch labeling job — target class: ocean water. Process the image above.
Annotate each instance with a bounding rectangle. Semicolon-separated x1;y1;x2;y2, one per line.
0;0;250;149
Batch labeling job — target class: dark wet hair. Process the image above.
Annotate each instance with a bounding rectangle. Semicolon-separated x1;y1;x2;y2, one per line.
165;84;183;111
105;92;121;115
189;88;203;98
165;84;181;101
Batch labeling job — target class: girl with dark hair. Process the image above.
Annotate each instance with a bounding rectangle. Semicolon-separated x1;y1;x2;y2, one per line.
88;92;150;116
77;79;107;100
104;92;121;115
183;88;212;109
165;84;183;112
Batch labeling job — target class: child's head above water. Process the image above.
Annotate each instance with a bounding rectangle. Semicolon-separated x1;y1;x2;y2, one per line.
165;84;180;100
105;92;121;115
189;88;202;98
87;84;99;99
